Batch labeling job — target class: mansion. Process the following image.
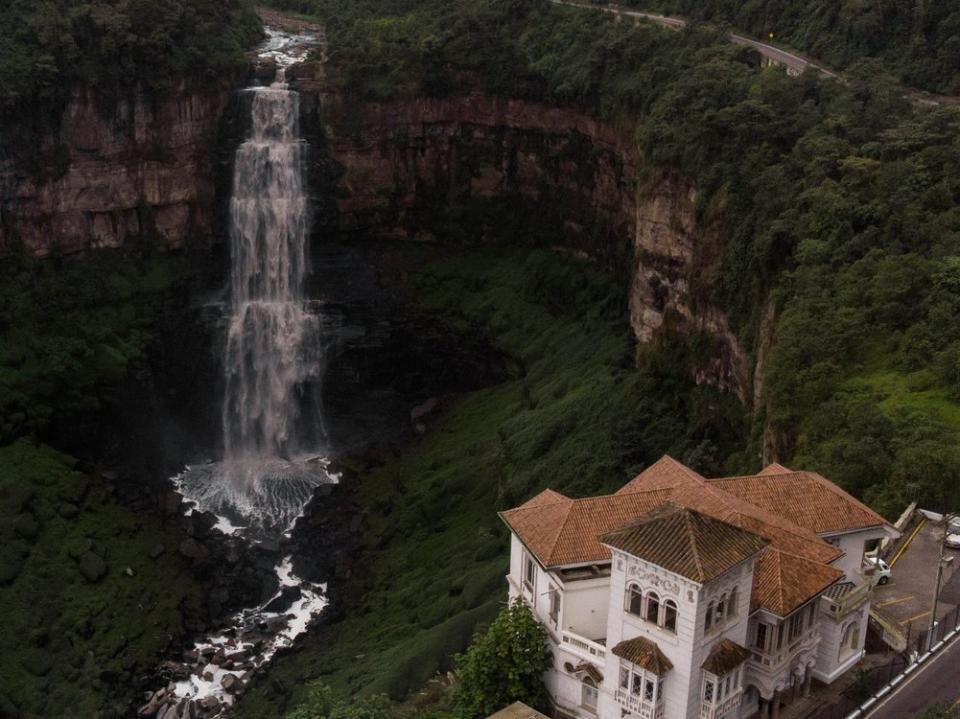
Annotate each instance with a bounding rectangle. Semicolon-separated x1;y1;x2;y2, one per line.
499;457;897;719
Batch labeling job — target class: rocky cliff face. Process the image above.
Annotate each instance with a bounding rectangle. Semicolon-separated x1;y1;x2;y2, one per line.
296;83;749;398
0;83;234;256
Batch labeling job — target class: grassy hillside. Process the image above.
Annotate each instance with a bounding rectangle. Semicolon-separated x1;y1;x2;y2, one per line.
236;246;742;717
0;440;204;717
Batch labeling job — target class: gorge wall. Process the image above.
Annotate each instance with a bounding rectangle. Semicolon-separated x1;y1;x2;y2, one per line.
0;82;236;256
0;70;750;399
297;82;749;397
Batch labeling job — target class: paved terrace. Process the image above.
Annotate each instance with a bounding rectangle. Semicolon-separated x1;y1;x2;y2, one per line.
872;515;960;644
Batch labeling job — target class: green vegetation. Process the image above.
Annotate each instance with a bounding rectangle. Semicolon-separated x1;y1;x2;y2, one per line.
452;599;552;718
237;1;960;709
0;247;189;447
0;440;204;718
0;0;261;110
622;0;960;95
266;0;960;517
237;246;741;717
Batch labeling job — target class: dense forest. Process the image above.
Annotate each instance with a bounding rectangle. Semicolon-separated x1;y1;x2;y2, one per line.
0;0;261;110
623;0;960;95
266;0;960;519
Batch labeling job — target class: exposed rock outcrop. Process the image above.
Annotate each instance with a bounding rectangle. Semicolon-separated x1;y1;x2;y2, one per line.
296;82;749;397
0;82;234;256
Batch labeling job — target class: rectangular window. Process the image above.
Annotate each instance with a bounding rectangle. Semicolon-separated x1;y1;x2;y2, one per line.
522;553;535;591
754;623;767;651
549;586;560;626
620;666;630;690
657;678;664;704
704;679;714;702
724;676;731;697
789;611;803;641
632;672;643;696
777;623;785;649
644;679;655;702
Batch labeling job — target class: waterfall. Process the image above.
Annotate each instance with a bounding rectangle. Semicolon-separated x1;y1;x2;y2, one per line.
175;41;331;537
222;80;318;460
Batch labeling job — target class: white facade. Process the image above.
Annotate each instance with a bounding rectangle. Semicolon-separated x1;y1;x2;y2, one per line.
506;522;887;719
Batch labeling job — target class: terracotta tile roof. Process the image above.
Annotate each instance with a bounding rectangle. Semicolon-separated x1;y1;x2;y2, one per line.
611;636;674;674
499;489;675;567
487;703;550;719
710;469;890;535
574;661;604;683
701;638;753;675
600;504;767;583
751;548;843;616
499;455;850;615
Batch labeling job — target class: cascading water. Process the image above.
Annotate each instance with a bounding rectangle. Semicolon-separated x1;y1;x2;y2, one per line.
176;31;331;537
144;29;333;715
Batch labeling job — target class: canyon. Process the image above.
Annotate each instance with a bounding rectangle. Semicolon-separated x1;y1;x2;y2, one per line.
1;62;752;400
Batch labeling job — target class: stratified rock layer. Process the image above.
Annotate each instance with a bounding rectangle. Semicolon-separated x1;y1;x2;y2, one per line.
0;83;232;256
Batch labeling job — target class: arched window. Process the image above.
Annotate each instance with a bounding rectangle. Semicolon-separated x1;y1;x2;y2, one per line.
727;587;738;618
582;676;598;709
705;602;715;631
715;594;726;622
852;625;861;649
839;622;857;659
627;584;644;615
645;591;661;624
664;599;678;633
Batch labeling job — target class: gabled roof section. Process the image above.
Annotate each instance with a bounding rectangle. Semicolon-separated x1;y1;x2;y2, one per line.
751;547;843;616
616;455;707;494
519;488;570;509
499;489;675;568
710;470;890;535
616;458;841;565
701;638;752;675
611;636;674;675
758;462;792;475
600;504;767;583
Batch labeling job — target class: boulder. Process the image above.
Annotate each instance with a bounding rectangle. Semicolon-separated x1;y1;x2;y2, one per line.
178;538;210;562
149;543;166;559
198;696;220;712
220;673;240;693
78;551;108;582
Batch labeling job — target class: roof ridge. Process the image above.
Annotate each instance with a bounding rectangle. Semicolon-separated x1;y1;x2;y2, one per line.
546;501;578;565
804;471;890;526
685;511;706;582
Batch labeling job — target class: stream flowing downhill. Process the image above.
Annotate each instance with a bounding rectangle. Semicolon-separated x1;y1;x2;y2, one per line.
142;29;332;718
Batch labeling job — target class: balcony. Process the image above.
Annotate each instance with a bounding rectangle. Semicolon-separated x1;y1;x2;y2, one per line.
749;630;819;674
560;629;607;665
821;579;871;620
615;689;664;719
700;689;743;719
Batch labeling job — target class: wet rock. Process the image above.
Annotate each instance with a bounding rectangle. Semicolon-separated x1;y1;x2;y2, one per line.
149;543;166;559
178;538;210;561
198;696;220;712
263;585;301;613
124;566;136;577
78;551;108;582
221;673;240;693
185;511;217;539
254;57;278;83
182;649;198;663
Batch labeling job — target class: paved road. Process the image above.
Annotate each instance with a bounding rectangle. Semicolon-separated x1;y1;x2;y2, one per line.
552;0;837;78
866;632;960;718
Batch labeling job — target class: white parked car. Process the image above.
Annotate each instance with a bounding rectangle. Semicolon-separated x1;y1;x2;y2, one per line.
864;556;892;585
945;517;960;549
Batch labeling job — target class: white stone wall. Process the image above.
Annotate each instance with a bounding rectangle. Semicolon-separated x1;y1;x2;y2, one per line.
813;605;867;683
821;526;889;579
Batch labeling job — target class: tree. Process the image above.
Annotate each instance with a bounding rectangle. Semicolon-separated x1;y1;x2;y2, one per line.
286;684;399;719
452;599;552;718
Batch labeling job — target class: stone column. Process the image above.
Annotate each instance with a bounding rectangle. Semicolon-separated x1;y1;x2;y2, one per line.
803;667;813;698
771;690;781;719
759;698;770;719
